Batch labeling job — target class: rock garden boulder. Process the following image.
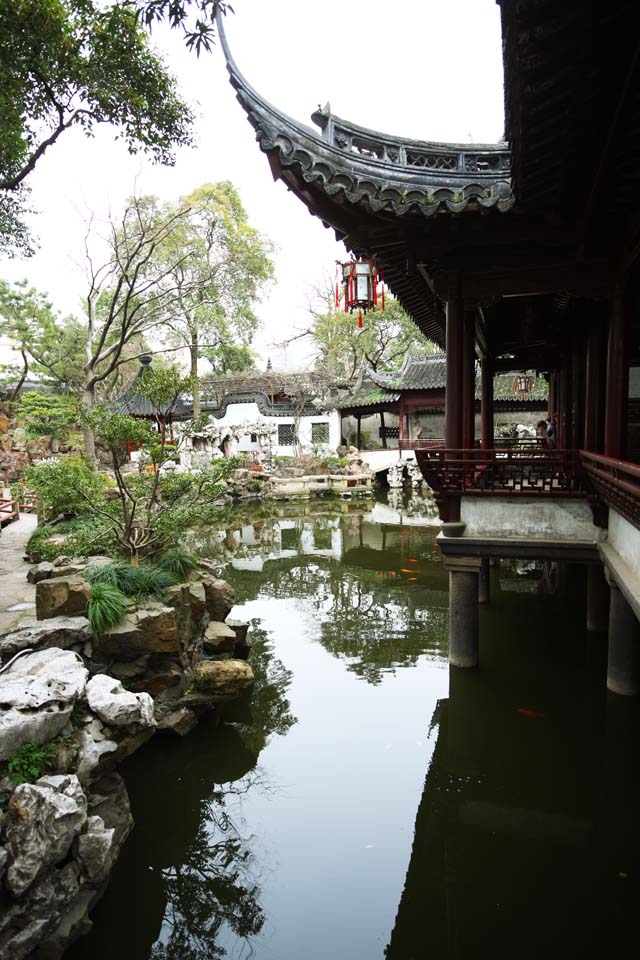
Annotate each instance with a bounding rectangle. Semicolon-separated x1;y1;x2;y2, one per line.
86;675;155;728
202;576;235;622
190;659;254;701
36;576;91;620
0;648;88;758
4;774;87;897
94;602;179;660
0;615;91;659
203;620;237;655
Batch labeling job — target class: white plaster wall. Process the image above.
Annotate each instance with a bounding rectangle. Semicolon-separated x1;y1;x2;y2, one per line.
461;497;606;540
211;402;341;456
608;509;640;580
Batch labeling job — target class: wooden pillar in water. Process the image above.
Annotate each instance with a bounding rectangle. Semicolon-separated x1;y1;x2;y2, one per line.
604;282;630;459
380;411;387;449
356;415;362;451
462;308;476;450
480;356;494;450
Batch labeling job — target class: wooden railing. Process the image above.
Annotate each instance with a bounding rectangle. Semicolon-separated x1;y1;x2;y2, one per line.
400;437;547;451
414;448;584;497
0;497;19;526
580;451;640;531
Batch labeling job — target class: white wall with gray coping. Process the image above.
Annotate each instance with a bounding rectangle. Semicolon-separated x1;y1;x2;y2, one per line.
461;497;607;541
608;509;640;580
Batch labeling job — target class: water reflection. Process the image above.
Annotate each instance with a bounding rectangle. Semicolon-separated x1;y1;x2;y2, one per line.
387;573;640;959
68;501;640;960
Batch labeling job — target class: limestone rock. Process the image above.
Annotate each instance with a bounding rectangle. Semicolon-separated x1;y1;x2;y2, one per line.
5;774;87;897
75;718;118;785
227;619;252;659
86;674;155;728
36;576;91;620
0;648;88;759
0;862;80;960
202;576;235;621
95;603;179;660
131;664;183;698
0;615;91;659
27;561;54;583
203;620;236;655
74;815;115;883
156;708;198;736
0;844;8;878
190;659;254;701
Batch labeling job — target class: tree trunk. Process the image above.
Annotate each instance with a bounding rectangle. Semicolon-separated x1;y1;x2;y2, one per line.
190;334;201;418
82;385;97;463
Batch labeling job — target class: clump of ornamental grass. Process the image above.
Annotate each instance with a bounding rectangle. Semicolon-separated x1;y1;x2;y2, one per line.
87;582;128;635
86;562;176;600
154;547;199;580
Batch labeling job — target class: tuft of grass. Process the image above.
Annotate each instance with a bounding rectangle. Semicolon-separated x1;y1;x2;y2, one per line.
154;547;199;580
87;581;128;635
86;562;176;600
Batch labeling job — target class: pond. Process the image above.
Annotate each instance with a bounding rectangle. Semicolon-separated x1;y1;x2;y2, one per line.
68;493;640;959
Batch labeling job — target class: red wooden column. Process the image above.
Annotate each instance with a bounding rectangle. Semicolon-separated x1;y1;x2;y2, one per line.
462;308;476;449
480;356;494;450
584;306;605;453
445;288;464;450
604;282;630;459
444;283;465;522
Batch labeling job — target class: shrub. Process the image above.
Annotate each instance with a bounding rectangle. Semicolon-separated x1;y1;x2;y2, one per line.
86;562;176;599
25;457;111;521
154;547;199;580
18;393;79;439
87;581;128;634
2;741;57;786
26;519;116;562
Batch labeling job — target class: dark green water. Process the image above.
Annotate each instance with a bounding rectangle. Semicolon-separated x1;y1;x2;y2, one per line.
68;496;640;959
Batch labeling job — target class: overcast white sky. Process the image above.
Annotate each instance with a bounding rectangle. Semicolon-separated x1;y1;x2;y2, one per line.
0;0;504;370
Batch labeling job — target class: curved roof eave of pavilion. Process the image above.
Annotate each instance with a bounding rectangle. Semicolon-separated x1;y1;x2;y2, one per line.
217;15;514;346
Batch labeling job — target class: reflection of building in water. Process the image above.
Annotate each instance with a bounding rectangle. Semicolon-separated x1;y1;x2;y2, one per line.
386;619;640;958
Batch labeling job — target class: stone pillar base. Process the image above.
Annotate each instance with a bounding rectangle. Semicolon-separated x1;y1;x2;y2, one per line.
445;557;481;668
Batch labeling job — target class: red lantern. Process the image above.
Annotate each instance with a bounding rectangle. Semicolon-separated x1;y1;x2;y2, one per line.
337;258;385;328
513;374;534;397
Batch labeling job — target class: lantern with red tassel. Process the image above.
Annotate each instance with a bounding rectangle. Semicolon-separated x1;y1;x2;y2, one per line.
337;258;385;329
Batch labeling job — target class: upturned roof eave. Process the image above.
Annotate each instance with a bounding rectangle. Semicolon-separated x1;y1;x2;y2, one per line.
216;14;515;221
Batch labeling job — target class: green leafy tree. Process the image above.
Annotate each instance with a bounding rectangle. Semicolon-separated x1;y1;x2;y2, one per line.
155;182;275;416
205;342;256;375
17;392;79;438
314;296;436;379
0;0;198;254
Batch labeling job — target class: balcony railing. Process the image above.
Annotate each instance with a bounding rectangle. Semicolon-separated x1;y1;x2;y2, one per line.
399;437;547;451
580;451;640;531
414;448;584;497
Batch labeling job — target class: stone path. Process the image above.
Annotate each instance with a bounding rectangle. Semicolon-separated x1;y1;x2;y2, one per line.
0;514;38;635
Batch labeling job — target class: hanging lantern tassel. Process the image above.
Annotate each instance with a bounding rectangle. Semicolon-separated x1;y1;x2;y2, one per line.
335;280;339;309
357;311;363;329
381;266;385;310
373;266;378;306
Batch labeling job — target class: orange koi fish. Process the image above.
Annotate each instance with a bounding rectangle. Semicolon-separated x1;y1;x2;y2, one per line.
400;568;415;573
406;577;417;581
517;708;545;719
407;558;418;563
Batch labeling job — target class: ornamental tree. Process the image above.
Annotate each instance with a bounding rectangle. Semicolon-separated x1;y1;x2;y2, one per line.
154;182;275;416
0;0;209;255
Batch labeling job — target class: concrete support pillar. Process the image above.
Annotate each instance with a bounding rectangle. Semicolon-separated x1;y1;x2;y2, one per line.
586;563;609;632
606;583;640;696
446;557;481;667
478;558;491;605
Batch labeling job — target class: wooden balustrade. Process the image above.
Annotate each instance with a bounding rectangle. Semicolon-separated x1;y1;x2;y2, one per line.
580;451;640;531
414;448;584;497
400;437;547;452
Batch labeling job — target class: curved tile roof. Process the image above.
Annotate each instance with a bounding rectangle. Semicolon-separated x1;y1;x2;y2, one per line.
218;18;514;221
